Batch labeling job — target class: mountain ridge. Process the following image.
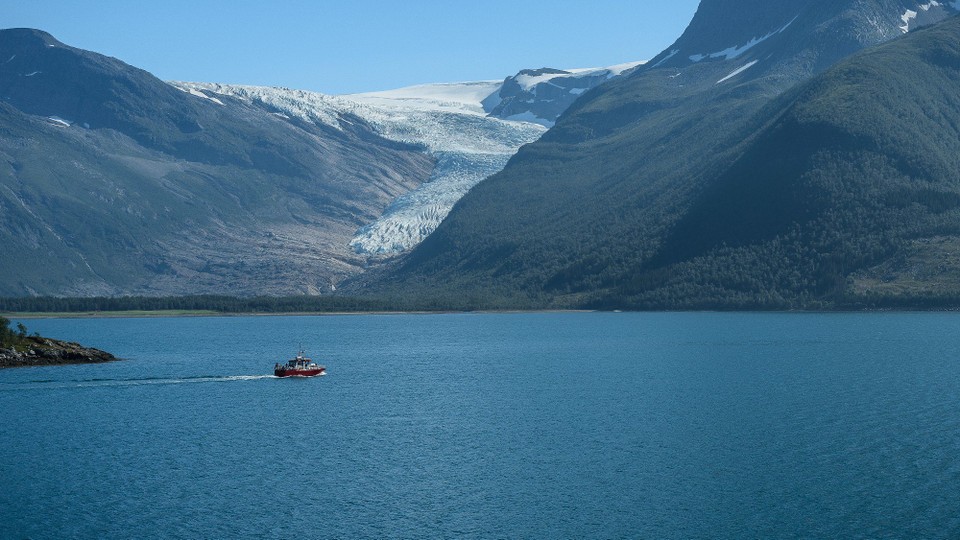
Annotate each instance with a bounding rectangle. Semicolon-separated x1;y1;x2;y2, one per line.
0;28;435;296
0;27;638;296
375;0;960;309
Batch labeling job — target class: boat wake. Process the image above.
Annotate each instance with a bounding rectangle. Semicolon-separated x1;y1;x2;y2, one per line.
0;374;277;392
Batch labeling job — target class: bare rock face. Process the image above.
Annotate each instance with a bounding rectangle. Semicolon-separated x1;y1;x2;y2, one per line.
485;65;643;127
0;336;118;368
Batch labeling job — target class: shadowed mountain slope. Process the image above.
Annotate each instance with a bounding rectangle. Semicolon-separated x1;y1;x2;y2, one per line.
381;1;960;309
0;29;433;296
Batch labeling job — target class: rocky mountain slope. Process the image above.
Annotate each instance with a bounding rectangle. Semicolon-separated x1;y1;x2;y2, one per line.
635;14;960;308
383;0;960;308
0;26;636;296
0;28;441;296
484;62;644;126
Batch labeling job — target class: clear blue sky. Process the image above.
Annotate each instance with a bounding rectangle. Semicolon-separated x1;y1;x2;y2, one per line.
2;1;701;94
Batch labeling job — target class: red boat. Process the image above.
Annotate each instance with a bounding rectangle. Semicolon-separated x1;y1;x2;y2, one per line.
274;350;326;378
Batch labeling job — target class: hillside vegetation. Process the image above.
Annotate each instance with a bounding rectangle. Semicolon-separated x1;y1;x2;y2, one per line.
381;13;960;309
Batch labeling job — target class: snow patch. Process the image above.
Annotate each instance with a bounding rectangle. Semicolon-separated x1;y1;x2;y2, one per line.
172;84;225;106
901;8;919;31
690;16;797;62
503;111;554;127
188;87;224;106
899;1;955;33
717;60;759;84
652;49;680;68
514;71;568;92
46;116;71;127
511;61;646;92
352;80;502;109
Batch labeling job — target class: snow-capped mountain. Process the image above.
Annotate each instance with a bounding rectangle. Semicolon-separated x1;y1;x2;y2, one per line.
177;60;638;256
175;81;546;256
0;22;640;297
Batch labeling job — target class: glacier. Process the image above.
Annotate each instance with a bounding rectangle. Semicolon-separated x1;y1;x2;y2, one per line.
175;79;546;255
173;60;638;256
344;82;547;254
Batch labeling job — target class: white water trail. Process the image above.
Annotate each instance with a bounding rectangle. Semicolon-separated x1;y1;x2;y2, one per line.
1;374;282;392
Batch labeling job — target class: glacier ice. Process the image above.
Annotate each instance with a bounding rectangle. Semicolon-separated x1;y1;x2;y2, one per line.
171;60;641;256
173;80;546;255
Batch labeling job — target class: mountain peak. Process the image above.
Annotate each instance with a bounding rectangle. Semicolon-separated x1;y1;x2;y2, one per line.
647;0;959;71
516;67;570;77
0;28;65;49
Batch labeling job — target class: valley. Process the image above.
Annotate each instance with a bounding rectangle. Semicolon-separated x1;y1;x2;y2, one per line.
3;1;960;310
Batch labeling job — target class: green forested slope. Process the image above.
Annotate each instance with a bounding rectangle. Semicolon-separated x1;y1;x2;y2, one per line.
383;12;960;309
635;17;960;308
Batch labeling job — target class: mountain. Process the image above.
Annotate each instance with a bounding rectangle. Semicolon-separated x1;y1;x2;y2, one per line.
0;28;438;296
176;59;639;257
646;15;960;308
176;81;546;257
381;0;960;309
0;26;641;296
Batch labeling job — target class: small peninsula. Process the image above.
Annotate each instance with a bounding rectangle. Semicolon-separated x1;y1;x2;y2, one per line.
0;317;118;368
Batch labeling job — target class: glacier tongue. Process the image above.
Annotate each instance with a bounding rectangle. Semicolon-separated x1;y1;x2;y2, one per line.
351;152;516;254
344;82;547;254
176;80;546;255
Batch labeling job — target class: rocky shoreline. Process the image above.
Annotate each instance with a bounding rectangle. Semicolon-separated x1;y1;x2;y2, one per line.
0;336;118;368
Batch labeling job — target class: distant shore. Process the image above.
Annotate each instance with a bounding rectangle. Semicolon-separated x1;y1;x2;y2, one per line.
3;310;221;319
2;309;597;319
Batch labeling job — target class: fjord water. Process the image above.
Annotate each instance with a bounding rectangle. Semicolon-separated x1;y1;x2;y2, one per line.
2;313;959;538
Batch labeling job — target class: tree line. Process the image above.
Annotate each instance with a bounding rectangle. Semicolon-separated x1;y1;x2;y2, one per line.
0;294;543;314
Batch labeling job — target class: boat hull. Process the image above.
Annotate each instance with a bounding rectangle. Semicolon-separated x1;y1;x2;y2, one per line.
275;367;325;378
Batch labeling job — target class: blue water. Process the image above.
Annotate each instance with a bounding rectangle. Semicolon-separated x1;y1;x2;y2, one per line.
2;312;960;538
